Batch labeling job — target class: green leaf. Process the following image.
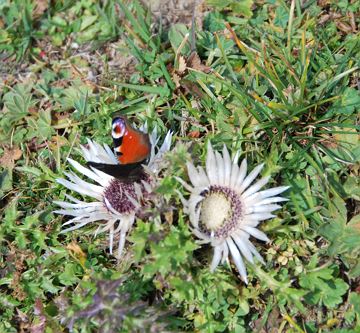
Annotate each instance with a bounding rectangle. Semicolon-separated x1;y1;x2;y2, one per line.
274;5;289;28
328;87;360;116
15;166;42;177
230;0;254;17
52;15;68;27
58;263;80;286
349;261;360;279
319;198;360;261
80;15;98;31
107;80;170;97
142;222;198;278
41;276;61;294
168;24;190;55
206;0;232;9
203;12;226;32
299;267;349;308
349;292;360;314
1;84;35;130
129;221;153;262
37;109;54;139
26;109;54;142
3;199;19;226
322;279;348;308
0;169;12;196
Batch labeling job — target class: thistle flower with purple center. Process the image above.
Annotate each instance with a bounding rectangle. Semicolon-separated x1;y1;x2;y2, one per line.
54;127;172;258
178;143;289;283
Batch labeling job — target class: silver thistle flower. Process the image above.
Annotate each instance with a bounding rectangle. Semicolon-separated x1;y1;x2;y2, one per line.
54;128;172;258
178;143;289;283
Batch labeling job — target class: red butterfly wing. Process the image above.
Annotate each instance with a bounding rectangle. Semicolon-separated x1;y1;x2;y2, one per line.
88;116;151;182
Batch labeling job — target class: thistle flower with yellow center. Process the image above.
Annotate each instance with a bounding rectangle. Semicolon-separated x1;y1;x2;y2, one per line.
178;143;289;283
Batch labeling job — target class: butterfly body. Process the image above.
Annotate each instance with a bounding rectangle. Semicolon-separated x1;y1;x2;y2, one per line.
88;116;151;182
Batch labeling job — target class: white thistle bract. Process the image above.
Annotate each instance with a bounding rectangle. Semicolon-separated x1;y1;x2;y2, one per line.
178;142;289;283
54;127;172;258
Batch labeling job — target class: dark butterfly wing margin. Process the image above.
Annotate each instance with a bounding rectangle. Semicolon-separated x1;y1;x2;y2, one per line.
87;161;146;182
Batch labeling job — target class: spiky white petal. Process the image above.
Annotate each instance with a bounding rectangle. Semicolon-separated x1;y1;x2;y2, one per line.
227;237;248;283
222;145;232;186
206;142;218;184
81;139;118;164
234;159;247;188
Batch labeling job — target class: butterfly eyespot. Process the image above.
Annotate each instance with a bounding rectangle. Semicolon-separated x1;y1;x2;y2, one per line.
112;117;126;139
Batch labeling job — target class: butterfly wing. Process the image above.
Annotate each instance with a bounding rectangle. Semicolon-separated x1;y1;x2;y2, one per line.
112;116;151;164
87;161;146;182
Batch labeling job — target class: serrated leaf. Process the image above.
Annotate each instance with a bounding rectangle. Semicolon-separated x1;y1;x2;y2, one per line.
58;263;80;286
274;5;288;28
203;12;226;32
319;199;360;258
41;276;60;294
299;268;349;308
37;109;54;139
322;278;348;308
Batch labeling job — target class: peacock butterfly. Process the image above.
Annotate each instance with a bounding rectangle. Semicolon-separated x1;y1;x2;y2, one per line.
87;116;151;182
